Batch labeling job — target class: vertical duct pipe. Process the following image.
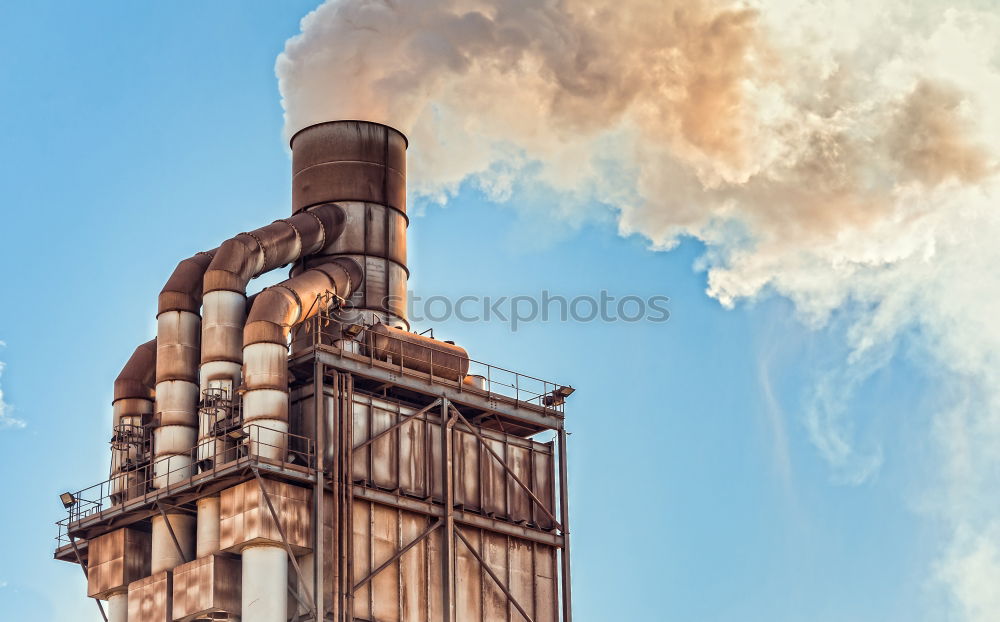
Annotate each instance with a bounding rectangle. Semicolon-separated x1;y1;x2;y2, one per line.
151;252;213;583
290;121;409;329
241;545;288;622
151;512;196;574
198;205;346;468
154;251;215;488
241;260;359;460
195;496;221;558
110;339;156;503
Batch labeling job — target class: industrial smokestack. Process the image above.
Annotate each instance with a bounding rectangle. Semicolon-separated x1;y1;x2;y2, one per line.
290;121;409;328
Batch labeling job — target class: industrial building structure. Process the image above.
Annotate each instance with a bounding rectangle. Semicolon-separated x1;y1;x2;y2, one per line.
54;120;573;622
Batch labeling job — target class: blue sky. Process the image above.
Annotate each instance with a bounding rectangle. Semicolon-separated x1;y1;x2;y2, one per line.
0;2;948;620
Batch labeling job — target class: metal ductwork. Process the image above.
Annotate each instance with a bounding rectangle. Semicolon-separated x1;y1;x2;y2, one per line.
153;251;215;490
197;204;346;468
110;339;156;503
242;259;360;460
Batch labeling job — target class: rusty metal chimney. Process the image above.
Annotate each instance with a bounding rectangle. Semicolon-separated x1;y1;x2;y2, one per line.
290;120;409;328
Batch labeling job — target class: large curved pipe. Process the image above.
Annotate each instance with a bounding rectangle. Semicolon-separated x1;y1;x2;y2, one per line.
241;259;360;460
197;204;346;466
110;339;156;502
153;251;215;488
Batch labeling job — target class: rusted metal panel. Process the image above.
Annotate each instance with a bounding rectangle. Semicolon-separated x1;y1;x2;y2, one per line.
352;394;557;529
372;506;401;622
127;570;173;622
507;444;531;524
399;511;427;622
455;429;481;512
219;479;313;553
171;553;241;621
482;437;508;519
371;400;398;491
352;498;373;620
350;499;557;622
87;527;151;599
531;446;555;530
399;414;427;497
457;528;483;622
534;544;557;622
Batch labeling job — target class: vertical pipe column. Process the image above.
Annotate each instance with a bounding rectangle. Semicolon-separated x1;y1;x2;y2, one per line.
153;302;200;487
151;513;195;574
241;545;288;622
111;340;156;504
154;252;214;488
198;290;245;467
106;591;127;622
196;496;221;558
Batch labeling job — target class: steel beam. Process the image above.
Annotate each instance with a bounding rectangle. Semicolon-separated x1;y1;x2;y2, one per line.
299;348;564;432
558;428;573;622
350;485;564;548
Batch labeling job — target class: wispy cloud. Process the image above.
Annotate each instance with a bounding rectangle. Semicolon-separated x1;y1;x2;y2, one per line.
0;342;25;430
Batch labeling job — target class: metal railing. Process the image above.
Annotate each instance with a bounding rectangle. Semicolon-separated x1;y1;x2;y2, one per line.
303;310;570;414
55;424;315;547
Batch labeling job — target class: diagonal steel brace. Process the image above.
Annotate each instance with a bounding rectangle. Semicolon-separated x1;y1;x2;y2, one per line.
455;526;535;622
352;518;443;592
450;405;562;529
353;398;442;453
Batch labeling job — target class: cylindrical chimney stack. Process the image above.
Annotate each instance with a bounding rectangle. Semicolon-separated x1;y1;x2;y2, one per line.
290;120;409;328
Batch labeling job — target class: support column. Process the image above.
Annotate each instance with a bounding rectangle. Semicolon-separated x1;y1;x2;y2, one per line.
558;427;573;622
196;496;221;558
441;398;456;622
151;512;195;574
106;592;127;622
312;359;326;619
241;545;288;622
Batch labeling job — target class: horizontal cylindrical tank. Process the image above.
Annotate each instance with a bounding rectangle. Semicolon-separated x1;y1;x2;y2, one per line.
363;323;469;381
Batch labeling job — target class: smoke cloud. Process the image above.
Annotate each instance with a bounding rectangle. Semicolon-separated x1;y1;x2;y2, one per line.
278;0;1000;617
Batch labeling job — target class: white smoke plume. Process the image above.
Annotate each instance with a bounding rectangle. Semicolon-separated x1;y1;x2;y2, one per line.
277;0;1000;617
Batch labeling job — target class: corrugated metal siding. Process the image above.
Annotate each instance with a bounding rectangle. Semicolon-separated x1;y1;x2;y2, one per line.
351;500;558;622
350;394;556;529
